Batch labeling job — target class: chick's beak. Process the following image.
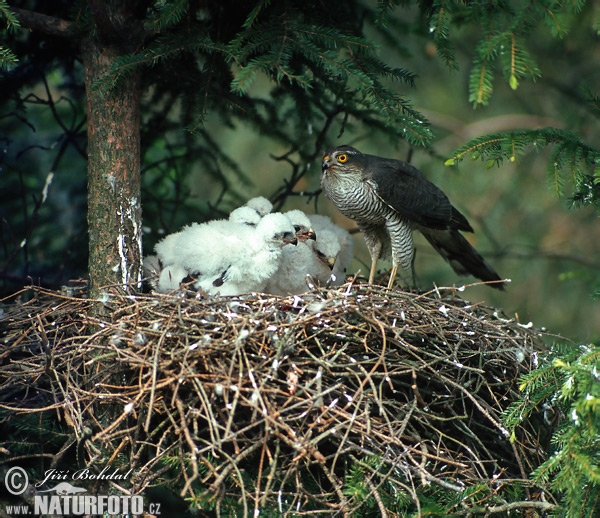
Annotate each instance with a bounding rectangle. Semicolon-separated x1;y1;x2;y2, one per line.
327;256;336;271
284;234;298;246
294;226;317;242
317;254;336;270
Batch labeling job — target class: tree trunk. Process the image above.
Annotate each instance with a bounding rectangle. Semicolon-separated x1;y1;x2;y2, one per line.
82;37;142;301
10;4;146;301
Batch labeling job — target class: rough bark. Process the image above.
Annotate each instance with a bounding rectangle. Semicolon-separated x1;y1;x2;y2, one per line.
82;38;142;300
12;3;145;301
9;7;72;37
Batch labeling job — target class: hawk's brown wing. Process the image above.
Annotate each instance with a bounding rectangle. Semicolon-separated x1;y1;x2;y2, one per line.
366;156;473;232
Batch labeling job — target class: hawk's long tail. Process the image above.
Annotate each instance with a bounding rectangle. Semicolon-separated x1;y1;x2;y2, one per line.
419;228;505;290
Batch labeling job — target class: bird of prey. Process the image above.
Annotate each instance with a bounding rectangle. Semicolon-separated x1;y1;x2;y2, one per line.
309;228;342;284
142;252;191;293
154;230;182;269
262;209;319;295
321;145;504;290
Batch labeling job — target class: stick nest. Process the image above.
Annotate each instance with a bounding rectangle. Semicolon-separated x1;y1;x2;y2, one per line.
1;281;550;515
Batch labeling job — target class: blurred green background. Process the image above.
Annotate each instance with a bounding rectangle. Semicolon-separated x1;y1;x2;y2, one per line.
1;1;598;341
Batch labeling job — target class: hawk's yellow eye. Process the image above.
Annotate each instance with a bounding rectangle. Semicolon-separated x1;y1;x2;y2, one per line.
337;154;348;163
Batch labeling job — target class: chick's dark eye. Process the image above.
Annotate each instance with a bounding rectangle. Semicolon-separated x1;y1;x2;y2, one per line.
337;154;348;163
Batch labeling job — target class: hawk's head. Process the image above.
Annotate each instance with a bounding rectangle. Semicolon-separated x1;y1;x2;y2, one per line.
322;145;363;177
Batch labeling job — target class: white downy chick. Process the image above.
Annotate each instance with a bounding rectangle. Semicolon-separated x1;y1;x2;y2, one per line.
264;225;340;296
263;240;315;296
228;196;273;227
285;209;316;242
310;228;341;285
246;196;273;218
153;230;192;293
142;254;161;290
308;214;354;285
229;205;262;226
245;196;273;217
154;231;183;267
263;209;315;296
178;213;297;296
157;263;189;293
174;219;246;281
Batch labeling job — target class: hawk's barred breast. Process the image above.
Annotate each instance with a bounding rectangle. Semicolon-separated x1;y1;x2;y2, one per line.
320;145;505;289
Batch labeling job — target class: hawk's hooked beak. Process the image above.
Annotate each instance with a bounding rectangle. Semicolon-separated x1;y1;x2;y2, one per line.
322;156;331;171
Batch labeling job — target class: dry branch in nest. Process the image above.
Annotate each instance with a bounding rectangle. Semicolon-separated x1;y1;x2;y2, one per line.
1;281;553;516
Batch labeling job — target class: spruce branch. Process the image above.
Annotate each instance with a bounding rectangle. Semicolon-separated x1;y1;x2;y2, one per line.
430;0;458;69
146;0;189;32
375;0;401;28
0;45;17;71
0;0;20;32
7;6;72;38
242;0;272;29
446;128;599;204
583;86;600;120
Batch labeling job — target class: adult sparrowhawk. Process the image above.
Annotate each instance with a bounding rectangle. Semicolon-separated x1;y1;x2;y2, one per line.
321;145;504;290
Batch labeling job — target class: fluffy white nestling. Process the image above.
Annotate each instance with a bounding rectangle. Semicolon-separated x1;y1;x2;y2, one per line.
170;213;296;296
229;205;262;226
310;228;341;284
228;196;273;227
308;214;354;285
154;231;182;268
146;234;191;292
264;240;315;295
264;223;341;296
245;196;273;217
157;263;189;293
284;209;316;242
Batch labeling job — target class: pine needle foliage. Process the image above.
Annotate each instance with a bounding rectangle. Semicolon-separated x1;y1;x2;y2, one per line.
95;0;434;149
68;0;453;226
0;0;19;33
583;86;600;122
503;344;600;518
428;0;457;70
0;0;20;70
0;46;17;70
445;127;600;211
375;0;406;29
145;0;189;32
427;1;585;106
